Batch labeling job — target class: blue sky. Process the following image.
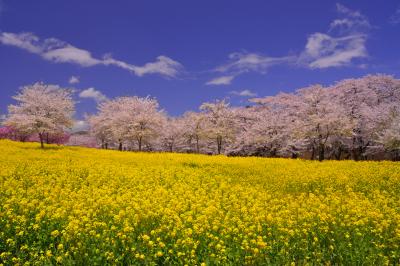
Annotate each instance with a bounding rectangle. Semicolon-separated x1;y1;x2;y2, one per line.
1;0;400;120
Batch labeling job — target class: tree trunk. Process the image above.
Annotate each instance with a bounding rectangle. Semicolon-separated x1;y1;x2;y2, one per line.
352;149;359;161
196;136;200;153
138;137;142;151
311;146;316;160
46;132;50;144
352;135;365;161
118;140;122;151
105;142;108;149
270;148;277;157
318;144;325;161
39;133;44;148
217;136;222;154
394;150;400;161
335;146;342;160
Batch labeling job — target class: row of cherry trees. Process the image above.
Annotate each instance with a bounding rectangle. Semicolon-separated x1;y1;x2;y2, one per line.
86;75;400;160
2;75;400;160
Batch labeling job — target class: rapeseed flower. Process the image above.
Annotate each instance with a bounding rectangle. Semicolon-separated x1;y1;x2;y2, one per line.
0;140;399;264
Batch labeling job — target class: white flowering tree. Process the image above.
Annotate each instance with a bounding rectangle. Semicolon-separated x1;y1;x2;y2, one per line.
293;85;352;161
180;112;207;153
157;117;185;152
250;85;352;160
332;75;400;160
378;110;400;160
86;113;113;149
89;96;165;151
200;99;236;154
4;82;75;148
228;105;297;157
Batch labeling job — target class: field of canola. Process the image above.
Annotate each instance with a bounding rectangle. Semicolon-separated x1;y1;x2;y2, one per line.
0;140;400;265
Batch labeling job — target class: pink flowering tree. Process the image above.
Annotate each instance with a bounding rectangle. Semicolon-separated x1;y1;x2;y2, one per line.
179;112;207;153
0;126;15;140
88;96;165;151
200;99;237;154
4;83;75;148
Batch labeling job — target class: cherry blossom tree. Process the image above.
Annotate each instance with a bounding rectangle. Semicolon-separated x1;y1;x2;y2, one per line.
249;86;352;160
121;97;165;151
179;112;207;153
96;98;129;150
331;75;400;160
200;99;236;154
0;126;15;140
27;131;70;145
228;104;298;157
379;114;400;161
293;85;352;161
87;113;113;149
249;94;299;156
158;117;185;152
4;83;74;148
88;96;165;151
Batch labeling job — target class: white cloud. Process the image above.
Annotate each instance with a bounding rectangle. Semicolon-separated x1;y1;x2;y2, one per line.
72;120;89;132
330;4;371;33
230;89;257;97
79;87;108;103
216;52;294;74
305;33;367;68
134;56;183;77
301;4;370;69
103;55;183;78
389;7;400;24
206;75;235;85
330;18;354;30
0;32;42;54
69;76;80;84
0;31;183;78
336;3;361;18
207;52;293;85
206;3;372;82
42;45;101;66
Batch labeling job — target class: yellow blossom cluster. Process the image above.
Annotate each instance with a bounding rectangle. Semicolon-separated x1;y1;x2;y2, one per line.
0;140;399;265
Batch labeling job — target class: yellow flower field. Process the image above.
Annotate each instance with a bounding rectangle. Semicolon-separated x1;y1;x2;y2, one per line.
0;140;400;265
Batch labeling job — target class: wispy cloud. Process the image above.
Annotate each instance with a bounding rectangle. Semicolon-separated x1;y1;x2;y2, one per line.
69;76;80;84
216;52;294;74
79;87;108;103
103;55;183;78
331;3;371;31
300;3;370;69
389;7;400;25
207;52;294;85
230;89;257;97
302;33;367;68
206;3;372;85
0;31;183;78
206;75;235;85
